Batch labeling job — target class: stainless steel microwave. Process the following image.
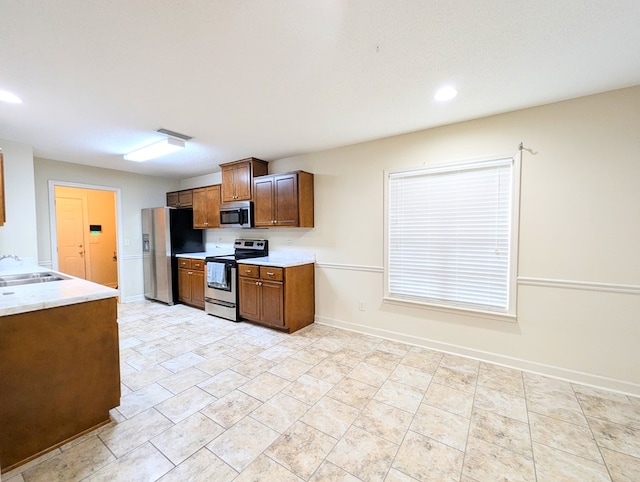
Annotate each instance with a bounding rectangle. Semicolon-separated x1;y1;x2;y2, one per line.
219;201;254;228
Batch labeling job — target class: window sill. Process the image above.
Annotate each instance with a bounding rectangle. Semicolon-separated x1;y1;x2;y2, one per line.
382;296;517;323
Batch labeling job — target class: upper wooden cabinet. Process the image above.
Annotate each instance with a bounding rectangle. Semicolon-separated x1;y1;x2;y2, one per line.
0;150;5;227
166;189;193;208
193;184;221;229
253;171;314;228
220;157;268;202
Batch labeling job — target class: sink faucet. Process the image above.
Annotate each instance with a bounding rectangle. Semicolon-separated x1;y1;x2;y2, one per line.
0;254;22;261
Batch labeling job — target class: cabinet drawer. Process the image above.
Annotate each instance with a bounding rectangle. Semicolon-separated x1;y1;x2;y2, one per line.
178;258;192;269
239;264;260;278
260;266;283;281
191;260;204;271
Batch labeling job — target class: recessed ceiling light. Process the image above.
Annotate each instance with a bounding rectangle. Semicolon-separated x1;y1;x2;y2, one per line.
434;86;457;102
0;89;23;104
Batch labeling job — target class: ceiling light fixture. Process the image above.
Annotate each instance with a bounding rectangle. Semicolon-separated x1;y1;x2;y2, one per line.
124;129;192;162
124;137;185;162
0;89;23;104
434;85;458;102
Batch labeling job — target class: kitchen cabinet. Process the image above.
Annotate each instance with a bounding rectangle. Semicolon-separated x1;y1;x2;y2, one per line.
178;258;205;308
238;262;314;333
0;149;5;226
220;157;269;202
253;171;314;228
166;189;193;208
0;297;119;472
193;184;220;229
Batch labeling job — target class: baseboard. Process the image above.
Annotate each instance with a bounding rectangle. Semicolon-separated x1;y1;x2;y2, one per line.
315;315;640;397
121;294;145;303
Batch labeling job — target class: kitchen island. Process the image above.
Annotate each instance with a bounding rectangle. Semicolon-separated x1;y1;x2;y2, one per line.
0;265;120;473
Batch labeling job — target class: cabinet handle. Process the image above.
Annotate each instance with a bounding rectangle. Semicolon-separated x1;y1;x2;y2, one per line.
188;271;193;275
266;272;274;276
245;269;252;273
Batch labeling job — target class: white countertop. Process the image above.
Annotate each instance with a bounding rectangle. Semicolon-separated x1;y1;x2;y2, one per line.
238;252;315;268
176;246;234;259
178;249;315;268
0;265;119;317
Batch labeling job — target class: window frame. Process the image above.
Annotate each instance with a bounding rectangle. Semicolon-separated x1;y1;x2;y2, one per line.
383;152;521;320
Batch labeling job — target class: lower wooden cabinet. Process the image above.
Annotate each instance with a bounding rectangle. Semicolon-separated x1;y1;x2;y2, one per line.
177;258;205;309
238;263;314;333
0;298;119;471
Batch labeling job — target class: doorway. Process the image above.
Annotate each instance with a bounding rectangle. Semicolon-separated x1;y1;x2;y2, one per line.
49;181;122;291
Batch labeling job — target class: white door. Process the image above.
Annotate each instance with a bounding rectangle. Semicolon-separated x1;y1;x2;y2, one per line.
56;197;87;279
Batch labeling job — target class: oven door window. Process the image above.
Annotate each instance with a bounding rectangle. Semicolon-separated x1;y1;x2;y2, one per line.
206;261;231;291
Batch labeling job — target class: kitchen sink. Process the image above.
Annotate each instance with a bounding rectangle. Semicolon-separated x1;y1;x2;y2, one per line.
0;272;70;287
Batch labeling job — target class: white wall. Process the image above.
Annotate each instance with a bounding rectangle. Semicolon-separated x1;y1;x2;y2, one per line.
33;158;180;301
0;139;38;262
12;86;638;395
191;86;640;394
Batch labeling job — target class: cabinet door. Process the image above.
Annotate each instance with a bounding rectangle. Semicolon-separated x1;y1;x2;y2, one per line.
192;188;207;228
166;191;179;207
191;271;205;308
178;190;193;207
205;185;221;228
274;173;299;226
178;268;192;303
233;163;252;201
253;176;275;227
239;277;261;321
261;280;284;327
221;165;236;203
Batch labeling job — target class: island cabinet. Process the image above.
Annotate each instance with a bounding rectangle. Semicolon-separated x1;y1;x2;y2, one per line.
238;262;315;333
220;157;269;202
166;189;193;208
0;297;120;472
193;184;221;229
0;149;5;226
253;171;314;228
178;258;205;309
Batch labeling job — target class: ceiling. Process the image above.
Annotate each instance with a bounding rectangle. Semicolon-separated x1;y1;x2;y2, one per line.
1;1;639;179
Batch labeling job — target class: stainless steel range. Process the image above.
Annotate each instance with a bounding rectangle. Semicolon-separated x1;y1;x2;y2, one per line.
204;239;268;321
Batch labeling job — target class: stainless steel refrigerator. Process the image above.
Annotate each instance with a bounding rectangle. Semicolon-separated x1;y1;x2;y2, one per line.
142;207;204;304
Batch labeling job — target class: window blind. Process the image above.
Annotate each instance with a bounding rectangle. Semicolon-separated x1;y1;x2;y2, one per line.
388;158;514;312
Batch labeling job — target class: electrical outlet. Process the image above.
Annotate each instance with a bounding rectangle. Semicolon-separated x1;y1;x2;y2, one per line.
358;301;365;311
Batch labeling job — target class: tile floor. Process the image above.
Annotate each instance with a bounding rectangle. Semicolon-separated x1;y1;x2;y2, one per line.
4;301;640;481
